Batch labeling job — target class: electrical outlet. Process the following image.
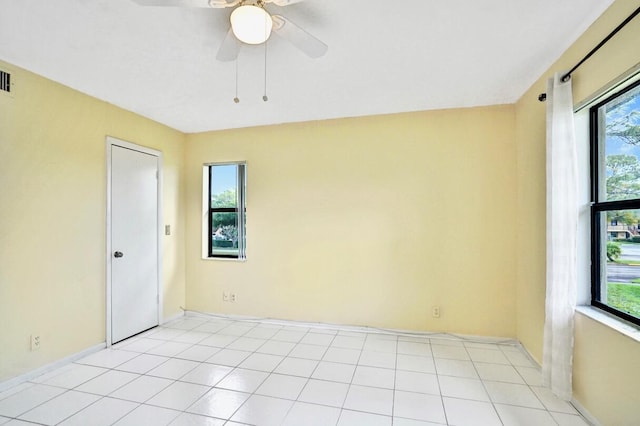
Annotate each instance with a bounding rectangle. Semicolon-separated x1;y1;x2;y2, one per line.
230;293;236;303
432;306;441;318
31;334;41;351
223;292;229;302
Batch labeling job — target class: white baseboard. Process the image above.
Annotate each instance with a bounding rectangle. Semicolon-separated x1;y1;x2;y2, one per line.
162;310;185;325
0;342;106;393
571;398;602;426
1;311;184;392
182;310;518;345
519;343;543;368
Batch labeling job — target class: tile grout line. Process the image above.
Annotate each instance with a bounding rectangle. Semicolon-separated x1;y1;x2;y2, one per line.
464;340;505;426
212;322;319;424
390;334;400;425
430;336;449;426
181;320;264;423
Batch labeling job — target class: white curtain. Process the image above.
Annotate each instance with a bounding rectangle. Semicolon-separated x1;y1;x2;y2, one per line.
543;72;578;401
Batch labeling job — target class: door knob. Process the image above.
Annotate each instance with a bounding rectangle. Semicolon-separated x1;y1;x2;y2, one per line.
114;251;124;258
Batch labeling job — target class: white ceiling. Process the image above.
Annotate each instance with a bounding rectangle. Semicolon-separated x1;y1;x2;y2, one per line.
0;0;614;133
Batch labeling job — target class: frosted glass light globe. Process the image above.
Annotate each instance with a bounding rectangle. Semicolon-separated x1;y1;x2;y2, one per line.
230;5;273;45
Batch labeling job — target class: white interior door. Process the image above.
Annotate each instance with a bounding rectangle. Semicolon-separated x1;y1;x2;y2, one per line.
111;144;159;343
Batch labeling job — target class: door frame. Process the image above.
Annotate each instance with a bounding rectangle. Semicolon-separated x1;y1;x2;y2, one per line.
105;136;163;346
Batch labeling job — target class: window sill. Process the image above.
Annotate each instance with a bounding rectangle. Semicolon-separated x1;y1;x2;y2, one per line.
575;306;640;343
201;256;246;262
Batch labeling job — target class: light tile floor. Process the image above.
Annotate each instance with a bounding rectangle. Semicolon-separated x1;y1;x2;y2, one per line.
0;315;593;426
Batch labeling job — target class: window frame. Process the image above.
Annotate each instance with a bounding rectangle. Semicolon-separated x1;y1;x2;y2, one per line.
205;162;246;260
590;78;640;327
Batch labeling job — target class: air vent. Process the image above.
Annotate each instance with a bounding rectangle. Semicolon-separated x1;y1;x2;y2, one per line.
0;70;10;94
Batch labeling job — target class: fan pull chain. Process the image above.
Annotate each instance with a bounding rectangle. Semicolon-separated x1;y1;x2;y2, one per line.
233;57;240;103
263;17;269;102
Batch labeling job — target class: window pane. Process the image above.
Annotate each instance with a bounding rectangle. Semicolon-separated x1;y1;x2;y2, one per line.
598;208;640;319
212;212;239;256
207;162;245;259
599;83;640;201
210;164;238;208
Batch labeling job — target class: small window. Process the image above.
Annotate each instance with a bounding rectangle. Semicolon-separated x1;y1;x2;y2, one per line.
206;163;246;259
590;79;640;325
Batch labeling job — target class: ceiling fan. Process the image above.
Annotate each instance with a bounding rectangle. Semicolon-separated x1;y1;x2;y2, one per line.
131;0;328;62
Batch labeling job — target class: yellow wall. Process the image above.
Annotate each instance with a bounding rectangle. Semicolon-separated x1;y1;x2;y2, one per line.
185;106;517;336
573;313;640;426
514;0;640;424
0;61;186;382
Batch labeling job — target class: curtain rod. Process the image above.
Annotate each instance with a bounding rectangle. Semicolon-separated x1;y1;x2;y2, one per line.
538;5;640;102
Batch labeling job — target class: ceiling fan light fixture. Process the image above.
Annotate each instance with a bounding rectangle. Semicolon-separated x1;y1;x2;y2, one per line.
230;4;273;45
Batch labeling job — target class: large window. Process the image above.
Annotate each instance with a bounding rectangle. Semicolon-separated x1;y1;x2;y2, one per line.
591;79;640;325
207;163;246;259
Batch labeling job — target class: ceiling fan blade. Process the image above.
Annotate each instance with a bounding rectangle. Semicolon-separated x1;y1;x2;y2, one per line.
267;0;306;6
271;14;327;59
208;0;241;8
130;0;239;7
216;28;241;62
